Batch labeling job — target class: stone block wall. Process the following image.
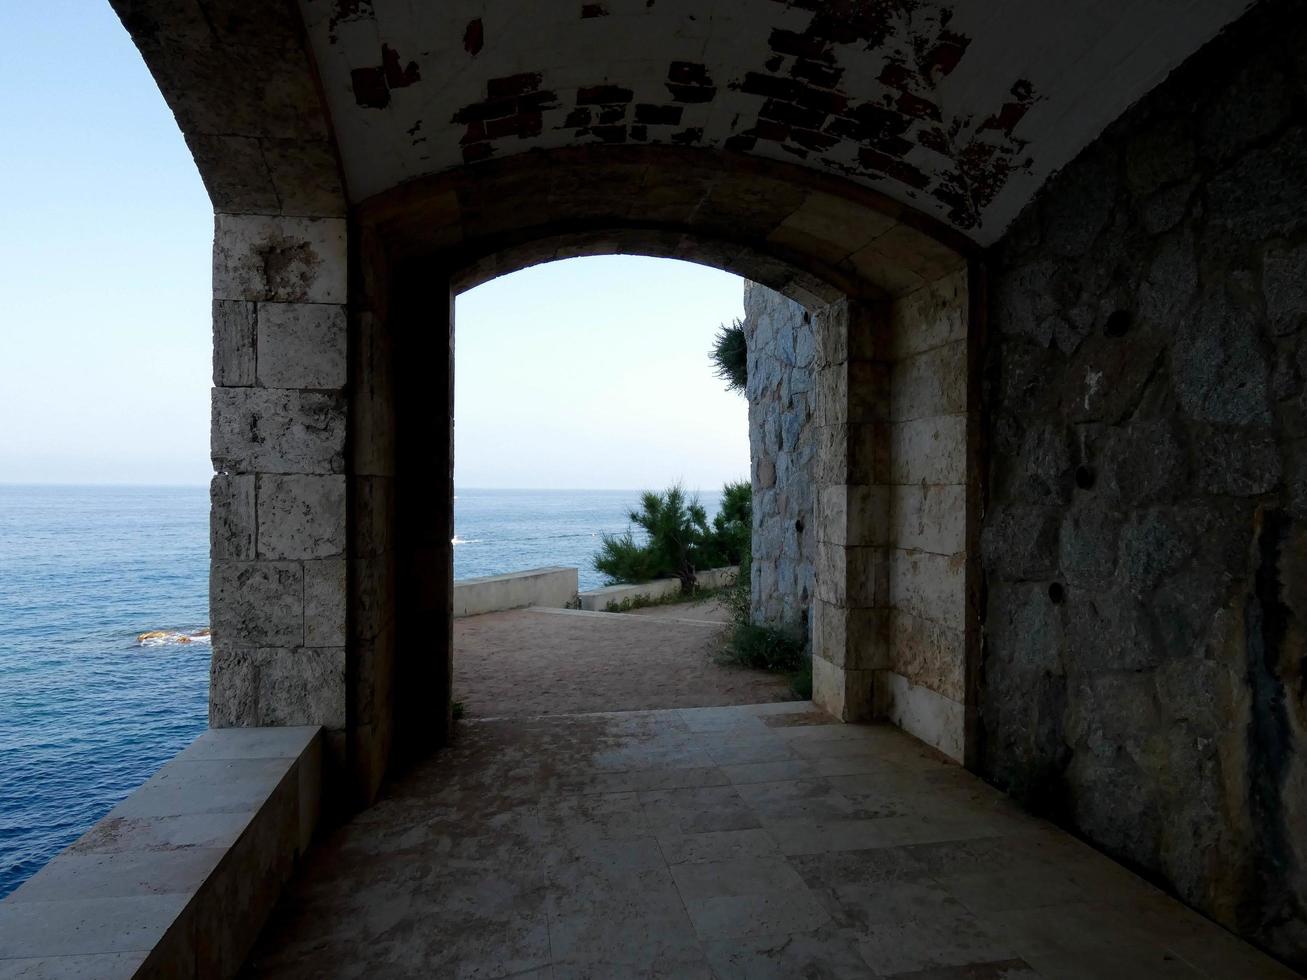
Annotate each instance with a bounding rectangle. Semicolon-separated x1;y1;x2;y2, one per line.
209;215;351;781
982;0;1307;967
743;281;815;631
880;270;974;762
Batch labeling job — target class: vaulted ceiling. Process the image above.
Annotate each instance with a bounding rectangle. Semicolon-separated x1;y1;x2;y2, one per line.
300;0;1254;244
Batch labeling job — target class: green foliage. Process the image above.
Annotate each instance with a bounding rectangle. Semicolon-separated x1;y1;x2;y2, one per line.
604;585;730;613
710;319;748;392
719;540;811;695
594;483;751;592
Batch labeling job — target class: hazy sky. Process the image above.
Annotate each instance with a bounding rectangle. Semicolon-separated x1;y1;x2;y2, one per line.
0;1;747;491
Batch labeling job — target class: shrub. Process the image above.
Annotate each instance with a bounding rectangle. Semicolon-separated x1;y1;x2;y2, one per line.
710;319;748;392
719;539;812;696
594;483;751;592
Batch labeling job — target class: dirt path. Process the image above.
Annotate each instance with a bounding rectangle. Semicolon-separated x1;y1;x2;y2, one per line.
453;606;795;718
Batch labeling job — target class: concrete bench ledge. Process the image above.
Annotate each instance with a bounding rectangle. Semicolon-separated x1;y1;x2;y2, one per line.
453;566;578;618
578;566;737;611
0;726;322;979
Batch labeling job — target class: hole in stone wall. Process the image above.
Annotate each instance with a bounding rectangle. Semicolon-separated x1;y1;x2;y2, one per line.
795;518;805;534
1048;582;1066;604
1103;311;1131;337
802;312;811;324
1075;465;1095;490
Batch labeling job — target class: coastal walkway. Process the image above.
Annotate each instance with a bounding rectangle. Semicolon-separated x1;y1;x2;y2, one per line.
237;613;1296;979
243;701;1293;979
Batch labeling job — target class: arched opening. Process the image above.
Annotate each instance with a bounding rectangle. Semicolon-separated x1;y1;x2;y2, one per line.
291;146;979;800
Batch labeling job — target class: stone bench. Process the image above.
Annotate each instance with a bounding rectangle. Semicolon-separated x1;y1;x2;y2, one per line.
0;726;322;979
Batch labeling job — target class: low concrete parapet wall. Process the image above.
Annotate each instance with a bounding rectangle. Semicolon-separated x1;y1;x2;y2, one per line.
578;566;738;611
453;566;578;618
0;726;322;979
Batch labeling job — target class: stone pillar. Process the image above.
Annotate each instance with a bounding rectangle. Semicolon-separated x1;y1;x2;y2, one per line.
208;214;350;772
743;282;816;631
391;264;455;760
811;298;892;721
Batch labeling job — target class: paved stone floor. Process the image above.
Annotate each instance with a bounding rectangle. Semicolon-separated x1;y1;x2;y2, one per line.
244;702;1296;979
453;607;794;718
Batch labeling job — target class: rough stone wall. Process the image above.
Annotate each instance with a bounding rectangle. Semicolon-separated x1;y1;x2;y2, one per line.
208;215;350;776
743;282;815;631
981;1;1307;967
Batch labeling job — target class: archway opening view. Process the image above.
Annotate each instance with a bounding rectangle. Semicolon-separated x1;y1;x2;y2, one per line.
448;255;806;721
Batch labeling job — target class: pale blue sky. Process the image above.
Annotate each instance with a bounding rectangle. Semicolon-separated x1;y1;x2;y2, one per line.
0;1;747;491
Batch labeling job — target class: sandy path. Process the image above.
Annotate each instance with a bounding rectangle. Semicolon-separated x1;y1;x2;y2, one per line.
453;606;795;718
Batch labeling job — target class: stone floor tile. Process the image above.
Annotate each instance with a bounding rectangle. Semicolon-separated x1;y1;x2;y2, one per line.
537;791;651;843
736;777;894;822
788;847;963;929
699;732;802;766
550;953;716;979
554;764;729;796
545;841;701;966
973;903;1211;980
702;924;876;979
669;855;831;940
677;705;773;732
854;908;1022;976
638;784;762;835
879;958;1044;979
721;759;813;785
657;827;781;865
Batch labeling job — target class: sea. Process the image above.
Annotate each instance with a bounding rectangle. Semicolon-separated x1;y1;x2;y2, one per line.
0;483;721;898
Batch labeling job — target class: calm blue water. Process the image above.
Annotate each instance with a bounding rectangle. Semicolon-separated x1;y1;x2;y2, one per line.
0;485;212;899
0;484;721;897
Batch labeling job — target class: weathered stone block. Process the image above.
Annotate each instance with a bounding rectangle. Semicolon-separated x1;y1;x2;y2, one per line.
303;560;347;648
213;300;256;387
888;550;965;631
981;505;1060;580
1116;509;1193;595
352;476;395;559
813;599;890;670
256;475;346;560
889;269;967;360
212;388;346;475
257;303;347;390
811;655;875;723
1264;243;1307;337
352;556;394;644
211;474;255;560
211;561;304;648
889;341;966;422
255;647;346;728
887;415;966;485
351;311;397;479
209;648;258;727
213;214;347;304
1058;497;1121;590
1101;419;1188;505
1195;429;1282;495
818;484;890;547
890;484;965;556
890;611;965;702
